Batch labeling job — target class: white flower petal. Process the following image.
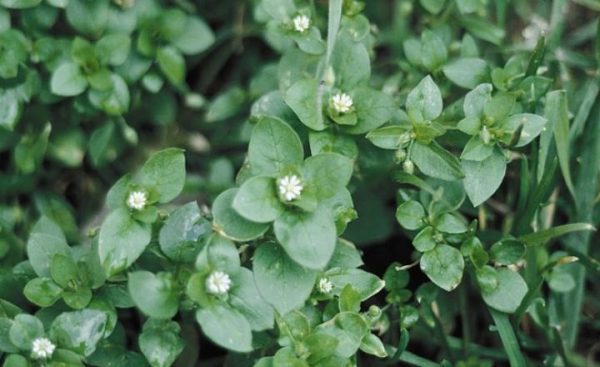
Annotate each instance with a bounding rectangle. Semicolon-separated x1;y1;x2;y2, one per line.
32;337;55;359
278;175;303;201
206;271;232;295
293;15;310;32
127;191;147;210
331;93;353;114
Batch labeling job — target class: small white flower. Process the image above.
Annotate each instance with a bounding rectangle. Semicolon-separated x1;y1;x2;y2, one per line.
127;190;147;210
331;93;353;114
31;337;55;359
206;271;232;295
278;175;303;201
293;15;310;33
318;278;333;294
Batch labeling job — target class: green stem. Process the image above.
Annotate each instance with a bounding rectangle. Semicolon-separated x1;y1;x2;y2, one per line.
489;309;527;367
314;0;343;130
458;283;471;355
561;96;600;347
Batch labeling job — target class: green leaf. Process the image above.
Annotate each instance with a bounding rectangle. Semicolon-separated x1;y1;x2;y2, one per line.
9;314;44;350
315;312;368;358
229;268;274;331
420;30;447;71
14;123;51;174
339;285;361;312
157;46;185;85
434;213;467;234
65;0;109;36
291;27;326;55
139;322;184;367
325;268;385;300
489;239;525;265
253;242;317;315
456;0;484;13
98;208;152;276
96;33;131;66
330;34;370;90
2;354;29;367
196;304;252;352
284;78;325;131
274;207;337;269
273;347;309;366
403;38;422;67
360;333;388;358
49;309;107;356
481;268;528;313
139;148;186;203
128;271;179;319
520;223;595;246
212;189;269;242
457;116;482;135
302;153;353;200
475;265;498;293
204;235;240;274
171;16;215;55
395;200;426;230
0;30;28;79
205;87;246;122
248;116;304;175
327;239;363;268
88;122;117;167
548;269;576;293
0;0;41;9
413;226;436;252
232;176;284;223
50;254;78;288
0;319;20;354
48;128;86;168
305;332;338;364
442;58;488;89
260;0;295;20
411;141;464;181
106;174;131;210
27;216;71;277
525;37;545;77
420;244;465;291
62;288;93;310
0;91;22;131
406;75;442;122
342;87;395;135
542;90;575;199
460;15;505;45
464;83;492;118
499;113;547;147
484;92;515;122
461;136;494;161
365;125;411;150
158;202;210;262
462;148;506;206
24;277;62;307
309;131;358;158
50;62;88;97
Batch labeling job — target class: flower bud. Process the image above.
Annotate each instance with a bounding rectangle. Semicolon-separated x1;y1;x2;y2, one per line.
480;126;491;144
402;159;414;174
394;148;407;163
323;66;335;87
398;131;412;146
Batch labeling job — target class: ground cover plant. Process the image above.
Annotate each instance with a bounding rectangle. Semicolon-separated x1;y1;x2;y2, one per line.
0;0;599;366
